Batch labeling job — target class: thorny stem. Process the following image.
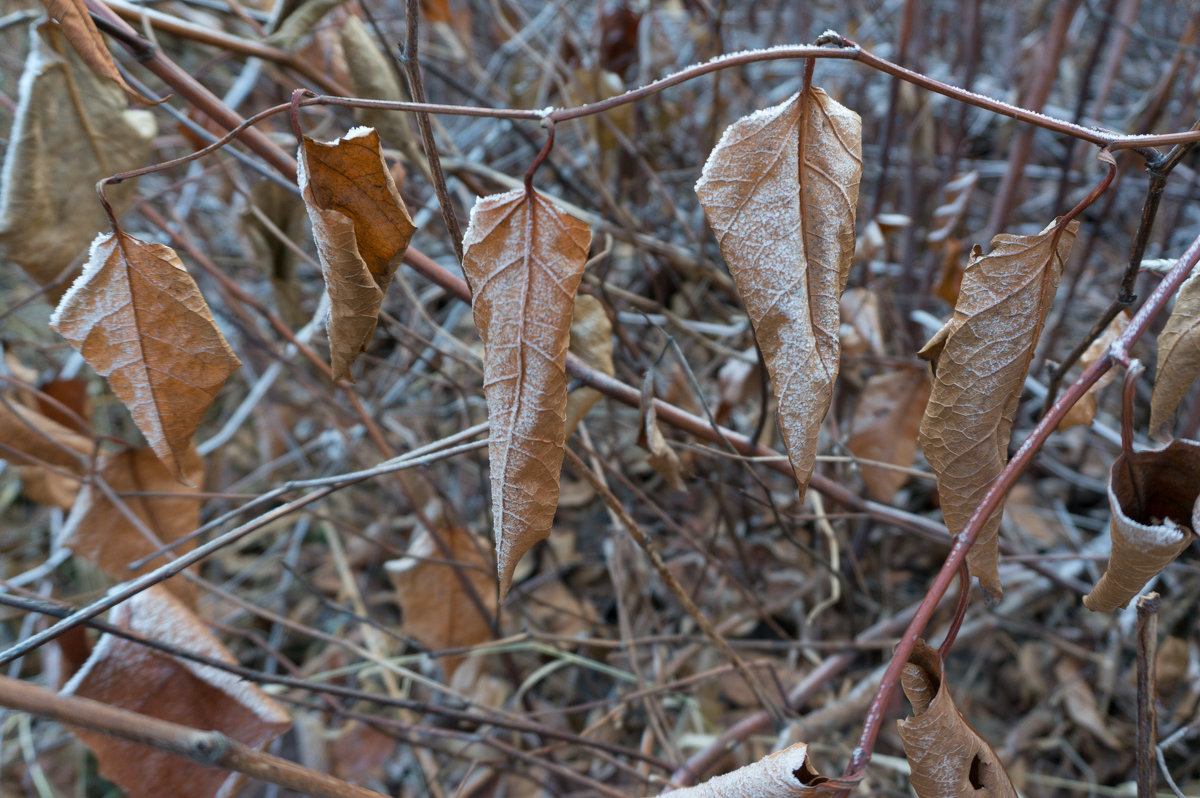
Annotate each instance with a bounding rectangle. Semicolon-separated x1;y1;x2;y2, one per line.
824;230;1200;793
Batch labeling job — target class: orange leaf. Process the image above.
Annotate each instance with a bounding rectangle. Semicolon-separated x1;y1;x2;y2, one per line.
897;641;1018;798
298;127;417;381
461;187;591;598
846;369;931;502
918;220;1078;599
38;0;154;103
386;526;496;680
1083;438;1199;612
665;743;826;797
61;586;291;798
58;446;204;604
696;84;862;498
50;232;241;483
1151;270;1200;436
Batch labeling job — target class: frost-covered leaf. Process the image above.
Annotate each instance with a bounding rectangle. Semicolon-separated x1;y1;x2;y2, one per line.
58;445;204;604
299;127;417;381
0;23;155;290
846;369;930;502
462;187;591;598
898;641;1018;797
50;232;241;483
665;743;826;797
386;526;496;680
61;586;291;798
696;84;862;498
918;219;1078;599
1151;270;1200;436
1083;438;1199;612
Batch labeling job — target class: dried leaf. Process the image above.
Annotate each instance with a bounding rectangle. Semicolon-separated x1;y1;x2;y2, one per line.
897;641;1018;798
38;0;152;102
265;0;343;49
241;180;309;328
1053;658;1122;749
847;369;931;502
0;24;155;289
1083;438;1199;612
666;743;826;797
50;232;241;483
564;293;614;438
461;187;591;598
57;446;204;604
61;586;291;798
1151;270;1200;436
386;526;496;680
1057;310;1129;431
299;127;417;380
696;84;862;497
637;373;687;492
918;219;1078;599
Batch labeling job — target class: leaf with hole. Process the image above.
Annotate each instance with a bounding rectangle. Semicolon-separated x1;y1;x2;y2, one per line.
918;219;1078;599
50;232;241;483
897;640;1018;798
696;83;862;498
461;187;591;598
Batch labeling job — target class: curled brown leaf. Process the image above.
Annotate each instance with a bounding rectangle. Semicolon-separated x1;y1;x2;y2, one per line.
918;219;1078;599
299;127;417;380
665;742;826;797
898;641;1018;798
1083;438;1200;612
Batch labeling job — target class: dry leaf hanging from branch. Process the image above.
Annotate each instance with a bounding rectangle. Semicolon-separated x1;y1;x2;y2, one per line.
665;743;826;797
61;586;291;798
1083;438;1200;612
50;233;241;483
1151;270;1200;436
461;187;591;598
696;84;862;498
918;219;1078;599
0;23;155;289
897;641;1018;798
386;525;496;680
298;126;417;381
57;446;204;604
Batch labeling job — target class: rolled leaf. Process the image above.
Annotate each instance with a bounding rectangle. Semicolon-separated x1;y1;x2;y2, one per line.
1083;438;1200;612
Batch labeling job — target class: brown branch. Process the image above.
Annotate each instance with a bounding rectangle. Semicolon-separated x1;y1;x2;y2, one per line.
0;675;386;798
